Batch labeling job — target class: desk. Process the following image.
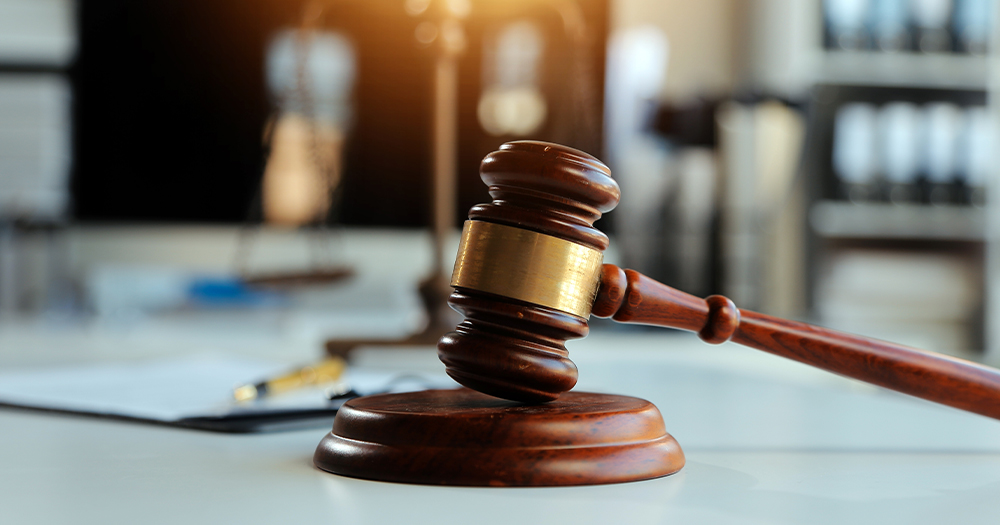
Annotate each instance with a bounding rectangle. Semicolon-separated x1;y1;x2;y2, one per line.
3;327;1000;524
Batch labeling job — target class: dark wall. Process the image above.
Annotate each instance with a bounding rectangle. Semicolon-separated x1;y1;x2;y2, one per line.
72;0;288;222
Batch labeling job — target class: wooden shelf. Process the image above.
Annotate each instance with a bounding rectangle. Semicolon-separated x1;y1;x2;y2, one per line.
810;201;985;241
815;51;988;91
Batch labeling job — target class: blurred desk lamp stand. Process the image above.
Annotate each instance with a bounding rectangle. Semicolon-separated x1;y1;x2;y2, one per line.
323;0;468;356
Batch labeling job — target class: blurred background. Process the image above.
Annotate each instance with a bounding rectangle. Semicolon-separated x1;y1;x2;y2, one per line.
1;0;999;364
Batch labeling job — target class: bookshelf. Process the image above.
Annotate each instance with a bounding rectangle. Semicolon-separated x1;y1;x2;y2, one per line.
742;0;998;359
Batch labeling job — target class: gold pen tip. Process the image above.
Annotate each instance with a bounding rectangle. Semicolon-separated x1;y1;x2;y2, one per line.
233;384;258;402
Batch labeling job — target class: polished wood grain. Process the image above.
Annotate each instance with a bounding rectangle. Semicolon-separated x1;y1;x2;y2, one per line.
313;388;684;486
594;264;1000;421
438;141;622;402
321;139;1000;489
470;140;620;251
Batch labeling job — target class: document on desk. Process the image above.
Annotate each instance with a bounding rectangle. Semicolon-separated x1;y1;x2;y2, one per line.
0;355;457;433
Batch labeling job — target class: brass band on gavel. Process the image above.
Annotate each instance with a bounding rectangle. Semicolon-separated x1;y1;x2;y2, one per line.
449;221;604;319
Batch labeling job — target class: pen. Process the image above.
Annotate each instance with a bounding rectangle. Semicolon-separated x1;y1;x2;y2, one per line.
233;356;347;402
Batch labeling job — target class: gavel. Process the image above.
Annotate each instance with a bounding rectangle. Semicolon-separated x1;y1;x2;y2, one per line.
315;140;1000;488
437;140;1000;419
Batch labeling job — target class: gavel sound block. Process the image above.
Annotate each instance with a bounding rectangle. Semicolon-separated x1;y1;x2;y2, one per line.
314;141;1000;487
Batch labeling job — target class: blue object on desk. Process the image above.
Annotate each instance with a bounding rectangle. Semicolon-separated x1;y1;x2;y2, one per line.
187;278;286;307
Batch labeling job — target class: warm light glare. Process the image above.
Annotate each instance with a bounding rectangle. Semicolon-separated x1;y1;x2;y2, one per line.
405;0;431;16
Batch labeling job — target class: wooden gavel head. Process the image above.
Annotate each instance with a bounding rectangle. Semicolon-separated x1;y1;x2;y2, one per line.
437;141;620;403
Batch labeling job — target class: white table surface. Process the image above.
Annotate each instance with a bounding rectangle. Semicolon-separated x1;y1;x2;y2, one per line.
3;325;1000;525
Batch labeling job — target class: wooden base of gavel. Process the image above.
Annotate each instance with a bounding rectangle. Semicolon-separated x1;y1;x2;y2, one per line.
314;141;1000;487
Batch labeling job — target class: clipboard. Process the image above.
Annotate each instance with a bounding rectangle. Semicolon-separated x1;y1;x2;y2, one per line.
0;354;456;433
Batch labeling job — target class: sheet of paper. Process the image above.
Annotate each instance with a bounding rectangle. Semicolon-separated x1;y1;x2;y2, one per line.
0;355;456;421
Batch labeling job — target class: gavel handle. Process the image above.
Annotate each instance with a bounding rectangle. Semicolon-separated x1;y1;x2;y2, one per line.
593;264;1000;421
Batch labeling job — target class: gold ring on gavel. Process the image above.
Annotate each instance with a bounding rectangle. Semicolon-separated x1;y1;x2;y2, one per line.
450;220;604;318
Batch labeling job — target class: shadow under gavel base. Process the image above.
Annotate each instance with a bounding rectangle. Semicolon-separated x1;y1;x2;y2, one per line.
313;389;684;486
